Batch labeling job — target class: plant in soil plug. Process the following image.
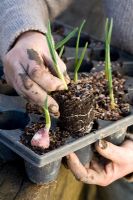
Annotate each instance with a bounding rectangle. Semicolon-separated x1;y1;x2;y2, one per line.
46;21;68;90
31;97;51;149
105;18;116;109
51;20;95;136
74;20;88;82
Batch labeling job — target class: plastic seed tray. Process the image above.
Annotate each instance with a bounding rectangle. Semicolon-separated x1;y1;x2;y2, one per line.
0;21;133;184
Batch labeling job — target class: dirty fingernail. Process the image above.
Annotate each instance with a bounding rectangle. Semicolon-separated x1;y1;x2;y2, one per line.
49;105;60;117
51;111;60;118
98;139;108;149
49;104;58;112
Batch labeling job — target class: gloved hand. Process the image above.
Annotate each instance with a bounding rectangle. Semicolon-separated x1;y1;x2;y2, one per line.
3;31;70;116
67;140;133;186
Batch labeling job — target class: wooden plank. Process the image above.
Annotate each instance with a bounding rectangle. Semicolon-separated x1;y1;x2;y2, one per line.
0;160;85;200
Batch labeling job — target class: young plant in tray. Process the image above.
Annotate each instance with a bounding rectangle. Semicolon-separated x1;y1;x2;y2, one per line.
74;20;88;82
31;96;51;149
105;18;116;109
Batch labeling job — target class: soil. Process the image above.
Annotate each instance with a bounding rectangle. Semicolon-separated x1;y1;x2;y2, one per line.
21;119;97;155
21;122;70;155
52;79;95;134
26;103;43;115
21;77;95;154
21;64;130;154
79;70;130;121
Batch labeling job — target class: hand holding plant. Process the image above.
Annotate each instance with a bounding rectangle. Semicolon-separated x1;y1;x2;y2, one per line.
3;31;70;116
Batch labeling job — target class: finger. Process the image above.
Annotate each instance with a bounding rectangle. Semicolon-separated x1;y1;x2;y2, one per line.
95;140;124;163
11;62;59;116
43;50;70;84
67;153;88;179
66;153;97;184
23;62;66;91
67;153;115;186
25;48;68;91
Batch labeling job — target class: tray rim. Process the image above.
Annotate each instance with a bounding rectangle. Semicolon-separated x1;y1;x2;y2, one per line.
0;114;133;167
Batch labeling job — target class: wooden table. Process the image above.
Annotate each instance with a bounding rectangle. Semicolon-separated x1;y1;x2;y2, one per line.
0;158;87;200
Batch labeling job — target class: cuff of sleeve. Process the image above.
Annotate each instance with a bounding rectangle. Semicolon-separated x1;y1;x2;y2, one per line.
0;0;48;60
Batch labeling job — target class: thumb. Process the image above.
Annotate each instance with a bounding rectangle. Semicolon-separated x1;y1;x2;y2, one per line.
95;140;124;163
57;56;70;84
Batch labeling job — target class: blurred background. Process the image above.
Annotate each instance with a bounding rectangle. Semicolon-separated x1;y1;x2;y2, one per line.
57;0;106;41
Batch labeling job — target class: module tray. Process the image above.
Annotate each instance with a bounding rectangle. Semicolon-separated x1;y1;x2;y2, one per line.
0;21;133;184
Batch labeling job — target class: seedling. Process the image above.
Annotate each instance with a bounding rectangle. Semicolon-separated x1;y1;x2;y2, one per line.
105;18;116;109
74;20;88;82
43;96;51;131
46;21;68;90
55;27;78;50
74;42;88;82
59;45;65;58
31;97;51;149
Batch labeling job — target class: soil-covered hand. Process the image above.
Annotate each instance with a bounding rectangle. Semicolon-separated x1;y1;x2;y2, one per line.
67;140;133;186
3;31;70;116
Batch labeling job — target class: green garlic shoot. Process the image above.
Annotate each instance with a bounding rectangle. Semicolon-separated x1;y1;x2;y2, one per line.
74;42;88;82
43;96;51;130
55;27;78;50
74;20;88;82
46;21;68;90
105;18;116;109
59;45;65;58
